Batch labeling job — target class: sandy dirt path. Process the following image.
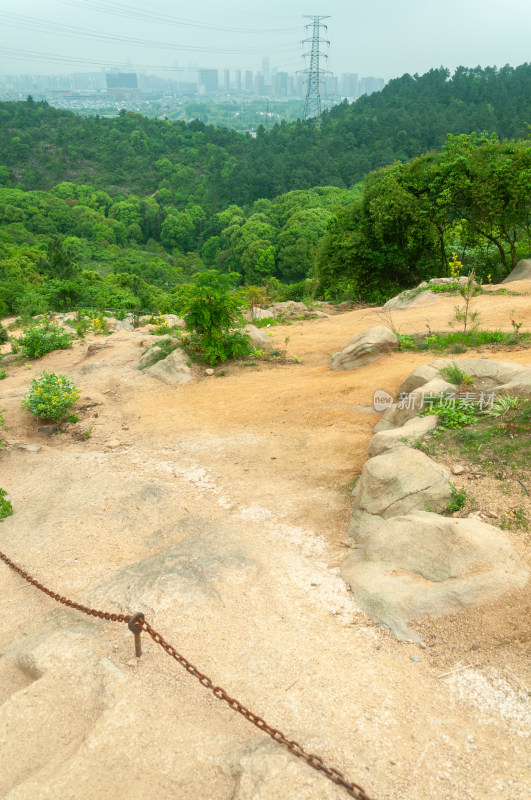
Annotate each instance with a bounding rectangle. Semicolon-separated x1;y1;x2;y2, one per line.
0;284;530;800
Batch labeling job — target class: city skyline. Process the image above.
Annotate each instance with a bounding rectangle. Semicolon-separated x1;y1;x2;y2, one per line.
1;1;530;82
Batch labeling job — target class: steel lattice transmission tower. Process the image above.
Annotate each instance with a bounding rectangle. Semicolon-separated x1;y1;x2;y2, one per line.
300;15;330;121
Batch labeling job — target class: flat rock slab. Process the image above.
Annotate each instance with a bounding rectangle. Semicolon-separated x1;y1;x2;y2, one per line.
87;524;260;615
341;511;529;640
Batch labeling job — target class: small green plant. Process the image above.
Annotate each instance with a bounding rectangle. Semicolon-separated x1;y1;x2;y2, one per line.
445;484;467;514
0;488;13;520
420;398;479;431
448;252;463;278
0;324;8;345
22;371;80;422
482;395;524;418
510;310;523;335
216;370;226;377
500;508;529;531
439;363;473;387
449;270;482;336
82;425;93;438
18;321;72;358
397;333;416;350
91;313;112;335
0;369;6;380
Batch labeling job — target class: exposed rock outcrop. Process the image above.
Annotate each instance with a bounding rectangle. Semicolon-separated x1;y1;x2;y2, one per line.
330;326;398;371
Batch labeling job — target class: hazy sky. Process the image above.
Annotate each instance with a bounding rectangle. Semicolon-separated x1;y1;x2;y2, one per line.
1;0;530;79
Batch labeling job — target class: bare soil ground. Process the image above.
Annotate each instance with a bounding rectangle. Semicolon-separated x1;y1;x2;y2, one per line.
0;282;530;800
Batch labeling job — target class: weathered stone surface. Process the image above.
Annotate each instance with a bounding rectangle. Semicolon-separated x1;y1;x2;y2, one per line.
383;290;439;311
429;358;526;385
496;368;531;396
502;258;531;283
135;343;162;370
330;326;398;372
147;348;192;385
376;377;454;430
341;512;529;640
88;524;259;615
395;364;440;397
354;447;451;519
114;314;135;331
368;415;438;457
243;324;273;349
347;508;385;542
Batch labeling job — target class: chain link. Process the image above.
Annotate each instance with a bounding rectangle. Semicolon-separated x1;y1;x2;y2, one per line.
0;549;375;800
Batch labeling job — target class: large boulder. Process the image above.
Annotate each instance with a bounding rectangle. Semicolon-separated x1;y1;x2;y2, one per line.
136;342;162;369
368;414;438;457
352;447;452;521
341;512;529;640
502;258;531;283
330;326;398;371
147;348;192;385
374;377;454;431
383;289;439;311
243;324;273;349
496;367;531;396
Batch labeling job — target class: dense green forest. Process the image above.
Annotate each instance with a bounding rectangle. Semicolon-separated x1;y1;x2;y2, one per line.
0;63;530;315
1;64;530;204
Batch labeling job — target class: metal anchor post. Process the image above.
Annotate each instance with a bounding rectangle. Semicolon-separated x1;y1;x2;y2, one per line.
128;612;145;658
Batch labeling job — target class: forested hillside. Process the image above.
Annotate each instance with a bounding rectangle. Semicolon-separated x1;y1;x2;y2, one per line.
1;64;530;205
0;63;530;314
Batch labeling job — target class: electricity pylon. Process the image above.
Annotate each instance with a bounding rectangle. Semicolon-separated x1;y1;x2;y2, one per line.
300;15;330;121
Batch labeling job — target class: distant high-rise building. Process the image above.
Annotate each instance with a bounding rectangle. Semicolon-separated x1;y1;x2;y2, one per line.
262;57;271;86
234;70;242;91
341;72;358;98
199;69;218;92
245;70;254;91
223;69;230;91
254;72;265;95
273;71;289;97
359;76;385;96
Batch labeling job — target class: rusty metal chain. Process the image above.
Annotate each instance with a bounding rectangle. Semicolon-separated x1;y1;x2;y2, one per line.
0;549;131;623
0;549;375;800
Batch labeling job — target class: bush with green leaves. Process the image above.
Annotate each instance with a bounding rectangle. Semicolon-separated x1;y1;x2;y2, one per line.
0;488;13;520
18;321;72;358
22;371;80;422
0;324;8;346
181;270;252;365
420;399;479;431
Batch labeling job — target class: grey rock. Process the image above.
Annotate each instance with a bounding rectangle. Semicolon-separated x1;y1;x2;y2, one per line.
135;343;162;370
347;508;385;542
87;524;259;615
147;348;192;386
341;512;529;640
243;324;273;349
354;447;451;519
383;289;439;311
496;368;531;396
368;415;438;457
376;377;454;430
330;326;398;371
502;258;531;283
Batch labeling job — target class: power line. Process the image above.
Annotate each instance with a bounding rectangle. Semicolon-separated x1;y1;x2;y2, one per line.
0;12;297;56
300;15;330;121
52;0;301;35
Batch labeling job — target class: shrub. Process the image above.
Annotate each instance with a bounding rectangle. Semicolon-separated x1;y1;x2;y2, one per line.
445;484;467;514
22;371;80;422
18;321;72;358
0;488;13;520
0;324;8;345
439;363;473;387
182;270;252;365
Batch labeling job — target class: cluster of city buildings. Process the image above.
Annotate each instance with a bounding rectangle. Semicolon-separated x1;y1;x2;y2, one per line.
0;61;386;104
